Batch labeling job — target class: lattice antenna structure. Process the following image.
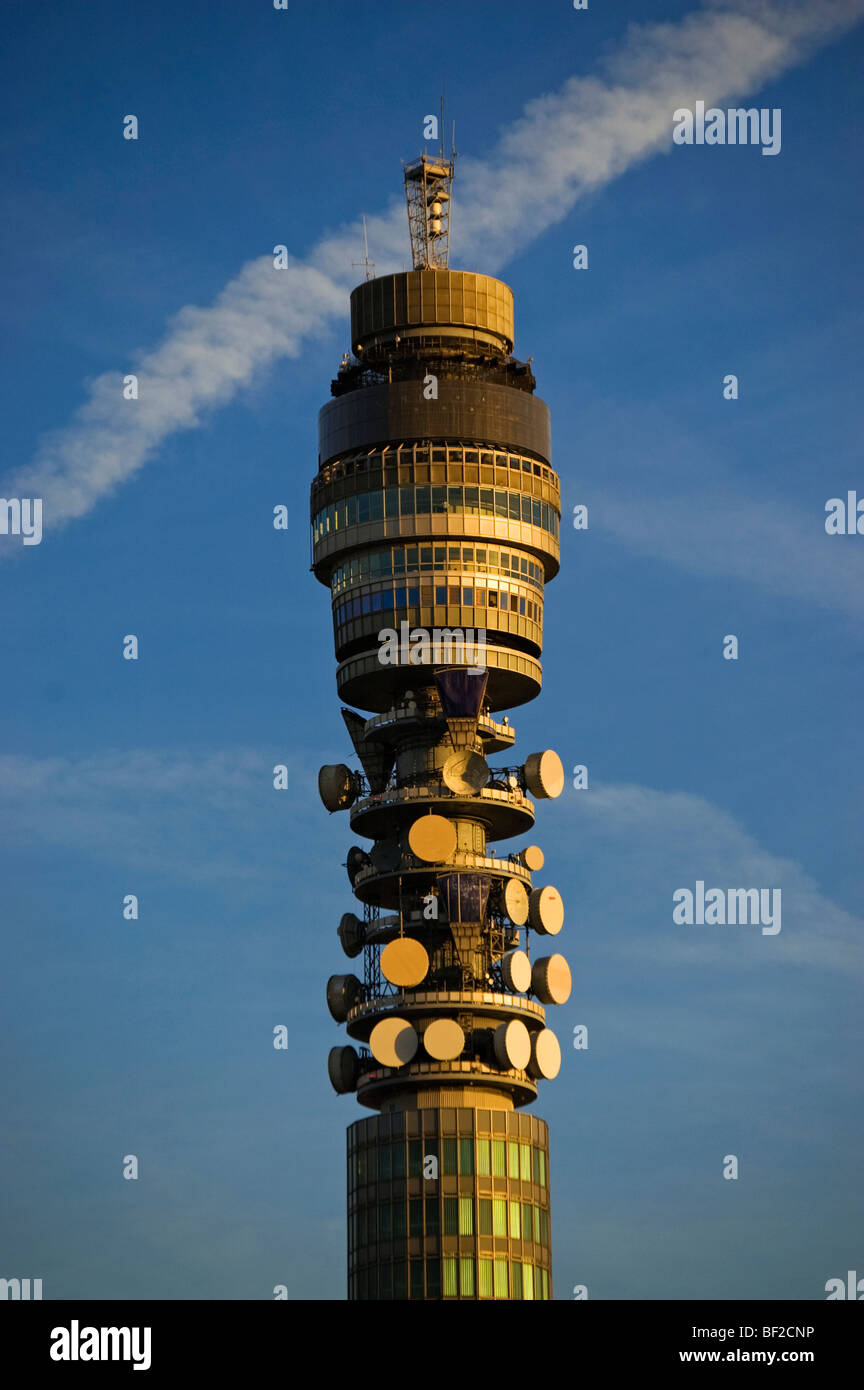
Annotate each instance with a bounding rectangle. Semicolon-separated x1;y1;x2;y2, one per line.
403;138;455;270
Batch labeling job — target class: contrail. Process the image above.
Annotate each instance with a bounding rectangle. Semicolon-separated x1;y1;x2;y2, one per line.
4;0;862;533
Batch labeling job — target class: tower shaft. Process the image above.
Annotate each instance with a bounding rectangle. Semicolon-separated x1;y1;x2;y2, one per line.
313;245;566;1301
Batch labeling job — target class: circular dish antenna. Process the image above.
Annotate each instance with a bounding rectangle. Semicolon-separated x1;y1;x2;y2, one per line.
337;912;365;958
521;844;545;872
318;763;358;812
346;847;371;885
326;974;363;1022
380;937;429;988
493;1018;531;1072
369;1016;419;1068
531;954;571;1005
528;1028;561;1080
500;948;532;994
328;1045;359;1094
423;1018;465;1061
442;750;489;796
371;839;401;873
523;751;565;800
408;814;458;864
529;885;564;936
503;877;530;926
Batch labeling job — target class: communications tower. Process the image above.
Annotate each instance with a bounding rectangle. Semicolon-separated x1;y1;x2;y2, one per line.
312;145;568;1300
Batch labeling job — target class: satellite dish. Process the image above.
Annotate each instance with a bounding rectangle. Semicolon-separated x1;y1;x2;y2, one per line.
318;763;358;812
520;844;545;872
442;750;489;796
527;1028;561;1080
380;937;430;988
531;954;571;1005
493;1018;531;1072
326;974;363;1022
529;885;564;936
327;1045;359;1094
500;948;532;994
371;839;401;873
346;847;371;885
503;877;530;927
408;814;458;864
423;1018;465;1061
523;751;565;800
337;912;365;958
369;1016;419;1068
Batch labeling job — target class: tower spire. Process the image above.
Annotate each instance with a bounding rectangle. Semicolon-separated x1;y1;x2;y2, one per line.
403;105;456;269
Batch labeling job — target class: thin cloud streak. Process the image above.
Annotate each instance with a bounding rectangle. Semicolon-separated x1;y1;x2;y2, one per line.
3;0;863;535
2;749;860;976
549;780;863;977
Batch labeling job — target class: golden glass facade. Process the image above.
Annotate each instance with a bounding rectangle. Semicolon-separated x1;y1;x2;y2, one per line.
347;1107;551;1301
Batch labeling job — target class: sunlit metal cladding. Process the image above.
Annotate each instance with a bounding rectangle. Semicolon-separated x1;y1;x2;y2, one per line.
311;158;567;1301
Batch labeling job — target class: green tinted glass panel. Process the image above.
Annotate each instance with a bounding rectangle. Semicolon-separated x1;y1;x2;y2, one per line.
443;1197;458;1236
493;1199;507;1237
410;1199;423;1238
458;1197;474;1236
509;1201;521;1239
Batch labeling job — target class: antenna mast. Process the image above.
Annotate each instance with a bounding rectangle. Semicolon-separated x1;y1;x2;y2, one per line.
403;103;456;270
352;214;376;282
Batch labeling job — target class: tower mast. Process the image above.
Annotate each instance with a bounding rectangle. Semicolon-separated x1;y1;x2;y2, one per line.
311;148;567;1302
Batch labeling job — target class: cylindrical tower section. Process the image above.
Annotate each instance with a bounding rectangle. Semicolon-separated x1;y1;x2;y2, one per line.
347;1102;551;1301
315;254;566;1301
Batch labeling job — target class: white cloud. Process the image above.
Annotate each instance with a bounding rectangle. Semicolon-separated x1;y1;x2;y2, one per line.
3;747;859;976
0;749;324;882
3;0;863;536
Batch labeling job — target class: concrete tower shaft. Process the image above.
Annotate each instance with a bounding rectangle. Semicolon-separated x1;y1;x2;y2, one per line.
313;246;566;1301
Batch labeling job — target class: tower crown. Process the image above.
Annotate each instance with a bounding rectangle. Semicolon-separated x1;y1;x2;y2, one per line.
350;269;514;358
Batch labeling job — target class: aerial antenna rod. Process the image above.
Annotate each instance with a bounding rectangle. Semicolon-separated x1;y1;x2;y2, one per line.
352;213;375;282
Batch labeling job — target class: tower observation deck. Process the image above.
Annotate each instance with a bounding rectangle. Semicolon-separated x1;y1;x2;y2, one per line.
312;147;568;1301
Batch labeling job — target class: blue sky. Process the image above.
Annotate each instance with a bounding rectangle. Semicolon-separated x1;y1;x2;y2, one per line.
1;0;862;1299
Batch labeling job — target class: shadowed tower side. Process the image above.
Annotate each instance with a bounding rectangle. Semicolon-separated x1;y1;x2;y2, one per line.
311;145;568;1301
